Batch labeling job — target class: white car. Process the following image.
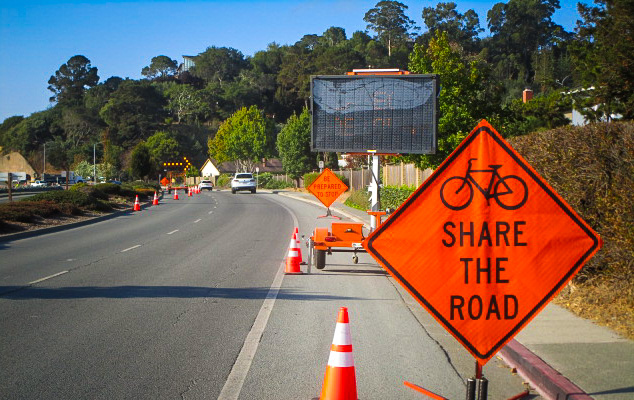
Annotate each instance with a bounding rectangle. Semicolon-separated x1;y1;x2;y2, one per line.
31;180;47;187
231;173;256;194
198;180;213;191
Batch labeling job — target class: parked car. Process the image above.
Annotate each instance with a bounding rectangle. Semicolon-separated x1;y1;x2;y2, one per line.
231;173;256;194
31;180;47;187
198;180;213;191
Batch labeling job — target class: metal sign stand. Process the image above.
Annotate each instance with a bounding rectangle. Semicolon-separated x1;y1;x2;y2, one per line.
317;207;341;220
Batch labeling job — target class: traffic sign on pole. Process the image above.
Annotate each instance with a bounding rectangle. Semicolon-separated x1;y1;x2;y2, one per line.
307;168;348;209
363;120;602;364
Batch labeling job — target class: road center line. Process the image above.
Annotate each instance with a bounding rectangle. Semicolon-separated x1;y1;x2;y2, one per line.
194;218;201;223
121;244;141;253
208;211;213;214
166;229;179;235
29;270;68;285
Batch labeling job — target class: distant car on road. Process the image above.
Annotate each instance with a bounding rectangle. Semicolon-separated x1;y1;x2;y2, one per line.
107;180;122;185
231;173;256;194
198;180;213;191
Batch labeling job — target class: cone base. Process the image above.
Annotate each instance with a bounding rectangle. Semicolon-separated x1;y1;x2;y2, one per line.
320;365;357;400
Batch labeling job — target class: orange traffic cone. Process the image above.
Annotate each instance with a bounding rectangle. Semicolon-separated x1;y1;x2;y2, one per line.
174;189;179;200
188;187;192;197
284;233;303;274
320;307;357;400
133;195;141;211
152;191;159;205
294;227;305;264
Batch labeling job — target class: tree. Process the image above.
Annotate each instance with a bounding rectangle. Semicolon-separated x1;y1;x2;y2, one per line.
420;2;483;53
321;27;347;47
99;80;167;146
486;0;563;83
571;0;634;120
277;108;314;185
46;135;78;189
159;82;209;123
408;31;499;169
74;160;94;179
141;55;178;80
1;108;62;154
364;1;418;57
191;46;249;86
48;55;99;105
145;130;180;166
129;142;153;180
208;106;275;172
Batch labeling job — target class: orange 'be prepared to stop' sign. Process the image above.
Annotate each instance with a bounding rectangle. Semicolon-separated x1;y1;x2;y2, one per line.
307;168;348;209
364;120;602;364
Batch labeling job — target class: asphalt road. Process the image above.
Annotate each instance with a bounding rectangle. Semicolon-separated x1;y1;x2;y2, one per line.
0;190;531;399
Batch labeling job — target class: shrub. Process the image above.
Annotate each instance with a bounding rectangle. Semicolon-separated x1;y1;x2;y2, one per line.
344;189;370;211
95;183;121;195
28;190;93;208
508;121;633;285
216;173;232;188
263;179;295;189
380;186;417;210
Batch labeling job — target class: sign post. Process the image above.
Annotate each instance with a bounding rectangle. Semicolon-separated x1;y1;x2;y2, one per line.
364;120;602;398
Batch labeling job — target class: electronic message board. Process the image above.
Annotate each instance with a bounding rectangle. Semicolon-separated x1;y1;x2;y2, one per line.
311;75;438;154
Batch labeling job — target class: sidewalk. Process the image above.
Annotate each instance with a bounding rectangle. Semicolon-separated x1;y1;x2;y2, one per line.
277;190;634;400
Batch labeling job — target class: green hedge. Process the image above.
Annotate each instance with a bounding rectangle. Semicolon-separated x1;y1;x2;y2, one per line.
508;122;633;284
216;173;232;188
344;185;417;211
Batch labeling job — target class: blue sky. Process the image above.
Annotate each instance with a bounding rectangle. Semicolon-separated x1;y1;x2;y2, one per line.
0;0;587;122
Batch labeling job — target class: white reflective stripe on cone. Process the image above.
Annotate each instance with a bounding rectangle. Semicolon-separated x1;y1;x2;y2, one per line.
332;323;352;345
288;250;299;257
327;351;354;368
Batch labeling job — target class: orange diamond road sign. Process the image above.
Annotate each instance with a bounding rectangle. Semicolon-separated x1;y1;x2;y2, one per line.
363;120;602;364
307;168;348;209
160;177;170;186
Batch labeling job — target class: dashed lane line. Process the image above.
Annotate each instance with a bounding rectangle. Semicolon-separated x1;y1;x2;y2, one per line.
194;219;202;223
29;270;68;285
166;229;179;235
121;244;141;253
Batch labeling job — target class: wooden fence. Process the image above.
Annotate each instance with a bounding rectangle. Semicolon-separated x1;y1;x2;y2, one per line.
270;163;433;191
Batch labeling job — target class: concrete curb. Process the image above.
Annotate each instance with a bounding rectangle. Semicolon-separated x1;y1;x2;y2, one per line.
0;192;163;243
500;340;592;400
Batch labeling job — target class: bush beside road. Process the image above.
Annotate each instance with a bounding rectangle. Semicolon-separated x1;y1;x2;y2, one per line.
0;181;159;235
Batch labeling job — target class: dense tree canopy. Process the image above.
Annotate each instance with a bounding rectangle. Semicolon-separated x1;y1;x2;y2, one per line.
2;0;633;181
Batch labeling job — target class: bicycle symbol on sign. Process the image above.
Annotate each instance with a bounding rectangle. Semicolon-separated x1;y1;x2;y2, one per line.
440;158;528;211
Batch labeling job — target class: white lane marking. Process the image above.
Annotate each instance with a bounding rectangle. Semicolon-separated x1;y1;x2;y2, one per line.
208;211;213;214
66;259;75;262
121;244;141;253
214;206;217;209
29;270;68;285
166;229;179;235
194;219;201;223
217;261;285;400
218;197;299;400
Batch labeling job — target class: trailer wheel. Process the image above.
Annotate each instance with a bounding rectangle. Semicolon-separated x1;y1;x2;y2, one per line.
315;249;326;270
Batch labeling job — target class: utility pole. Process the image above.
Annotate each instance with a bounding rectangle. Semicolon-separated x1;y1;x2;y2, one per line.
93;143;97;184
